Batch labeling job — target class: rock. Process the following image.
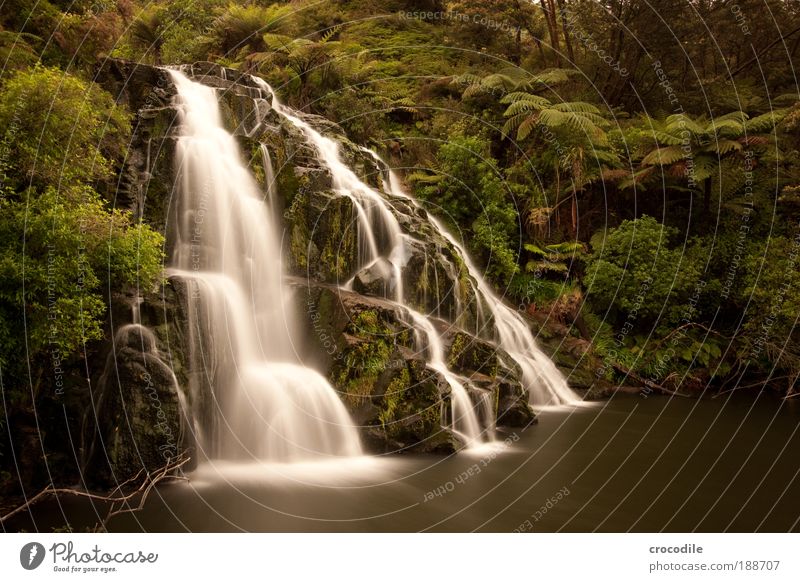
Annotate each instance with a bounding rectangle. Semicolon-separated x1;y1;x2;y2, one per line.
353;258;395;296
95;329;190;481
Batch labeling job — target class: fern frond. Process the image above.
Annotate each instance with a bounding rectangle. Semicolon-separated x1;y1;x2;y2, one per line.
550;101;601;114
665;114;706;136
712;139;743;155
641;145;686;166
746;109;788;132
501;91;551;107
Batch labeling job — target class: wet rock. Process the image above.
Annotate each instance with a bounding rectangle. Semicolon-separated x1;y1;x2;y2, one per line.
353;258;394;297
95;330;188;481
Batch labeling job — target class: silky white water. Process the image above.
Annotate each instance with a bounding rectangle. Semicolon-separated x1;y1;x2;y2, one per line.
252;77;491;445
167;70;362;462
252;77;581;412
375;170;579;406
381;165;582;407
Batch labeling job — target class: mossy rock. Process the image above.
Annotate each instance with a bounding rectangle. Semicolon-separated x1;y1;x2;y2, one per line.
446;331;499;377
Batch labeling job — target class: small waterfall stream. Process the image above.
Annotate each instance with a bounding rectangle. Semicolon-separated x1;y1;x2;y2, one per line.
251;78;582;412
167;70;362;462
254;78;492;446
380;167;582;407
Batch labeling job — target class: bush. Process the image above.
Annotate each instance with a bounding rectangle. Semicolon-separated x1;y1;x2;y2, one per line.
414;135;519;284
585;215;705;327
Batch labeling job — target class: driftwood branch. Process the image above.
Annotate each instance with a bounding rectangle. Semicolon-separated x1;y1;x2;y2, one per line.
1;453;190;532
608;361;690;397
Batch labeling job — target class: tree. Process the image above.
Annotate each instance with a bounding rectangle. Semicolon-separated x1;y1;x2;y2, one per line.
255;28;343;104
585;215;705;326
0;67;164;389
210;2;290;58
626;110;789;215
501;90;619;236
0;65;130;193
129;11;165;64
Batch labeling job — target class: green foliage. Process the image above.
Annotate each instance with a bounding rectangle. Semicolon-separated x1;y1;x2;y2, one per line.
524;241;585;275
0;66;130;192
501;92;610;143
0;187;164;371
0;65;163;394
212;2;291;57
586;216;705;326
738;235;800;373
412;136;519;284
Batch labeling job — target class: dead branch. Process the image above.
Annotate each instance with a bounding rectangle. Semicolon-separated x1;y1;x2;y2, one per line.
609;361;690;398
1;453;190;531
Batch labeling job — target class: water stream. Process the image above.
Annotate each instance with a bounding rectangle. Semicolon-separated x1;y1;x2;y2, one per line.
167;70;362;462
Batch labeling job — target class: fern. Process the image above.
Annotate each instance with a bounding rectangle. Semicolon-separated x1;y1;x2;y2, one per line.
641;145;685;166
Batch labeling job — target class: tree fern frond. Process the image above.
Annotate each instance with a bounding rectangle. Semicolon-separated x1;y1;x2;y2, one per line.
713;139;743;155
501;114;525;138
503;98;549;116
708;118;745;137
641;145;685;166
320;25;341;43
618;167;656;189
649;130;685;145
517;116;540;140
746;109;788;132
550;101;601;114
501;91;551;107
665;113;706;136
713;111;749;123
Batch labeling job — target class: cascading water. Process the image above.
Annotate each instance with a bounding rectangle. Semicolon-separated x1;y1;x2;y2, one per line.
379;167;582;407
166;70;362;462
252;78;491;446
251;77;582;414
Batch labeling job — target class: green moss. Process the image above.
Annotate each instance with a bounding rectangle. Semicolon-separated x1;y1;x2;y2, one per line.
379;367;410;425
447;332;499;377
334;309;394;407
352;309;381;333
447;332;469;369
290;224;309;269
319;201;355;279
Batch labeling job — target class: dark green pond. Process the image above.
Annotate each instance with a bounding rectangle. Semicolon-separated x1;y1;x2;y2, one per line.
14;392;800;532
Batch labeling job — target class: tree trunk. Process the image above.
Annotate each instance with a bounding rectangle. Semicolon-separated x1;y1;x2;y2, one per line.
571;188;578;236
512;26;522;65
540;0;562;66
555;0;575;63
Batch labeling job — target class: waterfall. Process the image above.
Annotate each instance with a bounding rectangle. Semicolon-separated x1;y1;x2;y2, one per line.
379;168;583;407
166;70;362;462
252;78;491;446
251;77;582;410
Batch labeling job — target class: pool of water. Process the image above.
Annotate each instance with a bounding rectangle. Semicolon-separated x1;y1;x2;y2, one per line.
13;392;800;532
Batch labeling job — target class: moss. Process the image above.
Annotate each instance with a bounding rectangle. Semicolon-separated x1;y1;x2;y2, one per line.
447;332;469;369
318;200;355;279
334;309;394;407
379;367;410;425
248;143;266;186
290;224;310;269
447;332;499;377
352;309;381;334
276;155;301;210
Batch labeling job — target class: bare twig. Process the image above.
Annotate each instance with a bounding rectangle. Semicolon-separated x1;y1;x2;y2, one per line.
1;453;190;531
609;361;690;397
